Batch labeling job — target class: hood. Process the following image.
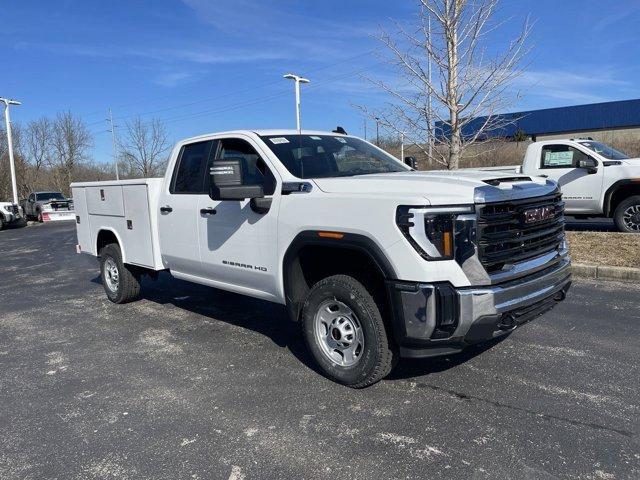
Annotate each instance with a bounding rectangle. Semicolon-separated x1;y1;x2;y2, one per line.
312;170;556;205
621;157;640;166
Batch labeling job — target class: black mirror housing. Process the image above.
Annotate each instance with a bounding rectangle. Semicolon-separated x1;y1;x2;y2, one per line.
209;158;265;200
578;158;598;174
404;156;418;169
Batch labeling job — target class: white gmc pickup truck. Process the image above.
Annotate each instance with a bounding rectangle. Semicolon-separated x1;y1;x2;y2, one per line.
72;130;571;388
485;139;640;232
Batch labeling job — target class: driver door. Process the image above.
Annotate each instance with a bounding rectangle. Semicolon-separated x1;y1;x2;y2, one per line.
538;144;604;213
197;136;280;298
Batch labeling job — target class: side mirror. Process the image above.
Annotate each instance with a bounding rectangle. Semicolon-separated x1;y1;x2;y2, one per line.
404;156;418;169
578;158;598;174
209;158;264;201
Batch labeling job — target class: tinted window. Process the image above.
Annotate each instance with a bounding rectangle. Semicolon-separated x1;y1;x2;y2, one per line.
36;192;65;201
540;145;589;169
215;138;276;195
172;141;212;194
259;135;407;178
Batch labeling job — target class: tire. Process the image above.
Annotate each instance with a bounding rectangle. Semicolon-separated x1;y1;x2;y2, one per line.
99;243;141;303
37;211;43;223
614;195;640;233
301;274;395;388
0;217;4;231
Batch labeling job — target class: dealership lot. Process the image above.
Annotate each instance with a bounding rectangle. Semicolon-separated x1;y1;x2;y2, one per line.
1;222;638;479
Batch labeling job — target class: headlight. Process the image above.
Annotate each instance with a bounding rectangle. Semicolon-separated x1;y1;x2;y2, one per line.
396;206;475;260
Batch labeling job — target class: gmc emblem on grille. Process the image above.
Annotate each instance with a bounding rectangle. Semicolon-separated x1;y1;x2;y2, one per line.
523;206;555;224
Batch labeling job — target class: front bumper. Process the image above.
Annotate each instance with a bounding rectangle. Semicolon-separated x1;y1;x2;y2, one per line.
388;257;572;358
1;207;24;225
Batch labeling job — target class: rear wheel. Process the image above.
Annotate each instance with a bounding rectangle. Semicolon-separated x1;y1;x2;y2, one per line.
301;274;395;388
99;243;141;303
614;195;640;233
0;216;4;231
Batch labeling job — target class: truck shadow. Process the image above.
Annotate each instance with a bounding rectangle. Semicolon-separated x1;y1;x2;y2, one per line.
387;337;507;381
92;271;316;371
91;272;505;381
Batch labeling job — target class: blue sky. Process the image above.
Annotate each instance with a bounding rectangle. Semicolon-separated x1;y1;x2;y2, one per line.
2;0;640;164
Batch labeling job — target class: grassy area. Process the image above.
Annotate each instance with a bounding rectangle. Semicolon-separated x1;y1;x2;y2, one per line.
566;231;640;268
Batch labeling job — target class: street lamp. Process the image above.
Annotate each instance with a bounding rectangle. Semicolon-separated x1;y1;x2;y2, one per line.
283;73;310;134
0;97;21;205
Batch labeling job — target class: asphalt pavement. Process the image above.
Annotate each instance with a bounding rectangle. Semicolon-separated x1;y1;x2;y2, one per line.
1;221;638;479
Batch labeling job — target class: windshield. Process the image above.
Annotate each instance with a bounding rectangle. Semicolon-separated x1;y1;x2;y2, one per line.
36;192;66;201
578;141;629;160
259;134;408;178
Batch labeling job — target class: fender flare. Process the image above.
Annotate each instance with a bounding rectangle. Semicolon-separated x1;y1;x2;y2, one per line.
603;179;640;216
282;231;397;321
95;227;127;263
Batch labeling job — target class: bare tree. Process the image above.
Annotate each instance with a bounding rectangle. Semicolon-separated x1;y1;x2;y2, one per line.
23;117;53;192
361;0;531;169
0;124;31;200
119;116;170;178
50;111;93;195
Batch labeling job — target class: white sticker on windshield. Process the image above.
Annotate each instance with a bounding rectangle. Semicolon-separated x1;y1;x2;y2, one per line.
309;136;322;140
270;137;289;144
335;137;347;143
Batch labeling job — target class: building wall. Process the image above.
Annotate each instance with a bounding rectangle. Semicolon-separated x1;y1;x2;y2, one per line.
535;126;640;143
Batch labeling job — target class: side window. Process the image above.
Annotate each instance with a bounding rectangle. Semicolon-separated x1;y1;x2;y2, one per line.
29;194;34;202
540;145;589;169
216;138;276;195
171;141;212;194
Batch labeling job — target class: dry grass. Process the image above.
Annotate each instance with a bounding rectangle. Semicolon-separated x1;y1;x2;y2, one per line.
566;231;640;268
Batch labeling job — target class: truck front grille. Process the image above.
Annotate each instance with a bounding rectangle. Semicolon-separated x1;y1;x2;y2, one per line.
476;192;565;273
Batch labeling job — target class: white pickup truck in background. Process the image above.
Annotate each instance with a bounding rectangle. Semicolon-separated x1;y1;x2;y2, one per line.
479;139;640;232
72;129;571;388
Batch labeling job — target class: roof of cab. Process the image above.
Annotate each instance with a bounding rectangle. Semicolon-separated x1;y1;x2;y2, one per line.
177;129;350;144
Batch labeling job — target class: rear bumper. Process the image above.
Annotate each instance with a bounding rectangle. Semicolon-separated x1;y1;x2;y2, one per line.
41;210;76;222
388;257;572;358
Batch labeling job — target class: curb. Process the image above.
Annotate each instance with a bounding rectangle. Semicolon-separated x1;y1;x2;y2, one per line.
572;263;640;282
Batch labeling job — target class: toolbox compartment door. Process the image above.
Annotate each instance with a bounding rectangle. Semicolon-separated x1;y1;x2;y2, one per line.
71;187;92;253
86;186;124;217
122;185;155;268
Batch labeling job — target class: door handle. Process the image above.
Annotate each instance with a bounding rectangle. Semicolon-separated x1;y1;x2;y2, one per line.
160;206;173;213
200;207;217;215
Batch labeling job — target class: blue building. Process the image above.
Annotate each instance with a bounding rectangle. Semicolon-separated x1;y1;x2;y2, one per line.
435;99;640;142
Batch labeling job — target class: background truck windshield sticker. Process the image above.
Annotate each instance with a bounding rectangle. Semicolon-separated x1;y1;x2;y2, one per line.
545;151;573;166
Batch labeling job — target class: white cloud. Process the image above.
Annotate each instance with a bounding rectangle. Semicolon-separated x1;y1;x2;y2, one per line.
154;72;194;87
513;68;631;105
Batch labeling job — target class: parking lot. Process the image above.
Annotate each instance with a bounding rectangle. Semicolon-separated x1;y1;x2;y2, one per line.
1;221;638;479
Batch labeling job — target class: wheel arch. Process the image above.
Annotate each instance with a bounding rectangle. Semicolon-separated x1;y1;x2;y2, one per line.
282;231;397;323
603;179;640;217
96;228;127;263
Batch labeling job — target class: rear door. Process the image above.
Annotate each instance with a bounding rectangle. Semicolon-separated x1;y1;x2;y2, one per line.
537;143;604;212
197;136;280;297
158;140;215;276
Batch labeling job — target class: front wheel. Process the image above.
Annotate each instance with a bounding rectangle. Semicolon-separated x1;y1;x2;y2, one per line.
99;243;141;303
614;195;640;233
301;274;395;388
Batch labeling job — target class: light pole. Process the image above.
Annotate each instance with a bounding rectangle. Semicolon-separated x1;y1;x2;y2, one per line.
374;117;380;145
400;131;405;161
0;97;21;205
283;73;310;133
107;108;119;180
